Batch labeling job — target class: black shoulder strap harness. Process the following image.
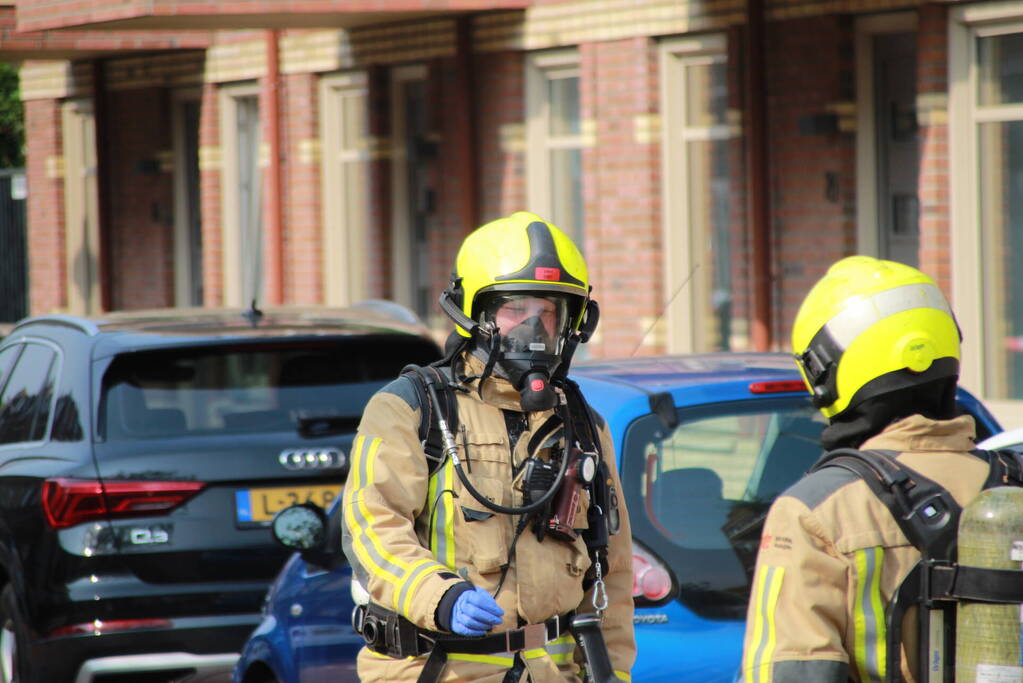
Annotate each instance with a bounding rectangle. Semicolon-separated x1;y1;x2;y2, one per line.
807;447;1023;682
401;364;460;475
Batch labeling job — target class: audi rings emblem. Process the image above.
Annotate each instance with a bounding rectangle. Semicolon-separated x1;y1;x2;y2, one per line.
278;447;348;472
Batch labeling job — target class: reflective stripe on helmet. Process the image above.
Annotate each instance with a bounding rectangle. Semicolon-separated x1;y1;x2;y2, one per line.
824;282;952;352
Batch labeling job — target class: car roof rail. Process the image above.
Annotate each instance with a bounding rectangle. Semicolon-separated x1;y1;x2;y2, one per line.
351;299;424;326
12;314;100;337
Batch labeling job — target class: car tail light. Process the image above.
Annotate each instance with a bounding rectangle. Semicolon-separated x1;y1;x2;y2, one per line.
632;543;674;604
48;618;173;638
748;380;808;394
41;478;205;529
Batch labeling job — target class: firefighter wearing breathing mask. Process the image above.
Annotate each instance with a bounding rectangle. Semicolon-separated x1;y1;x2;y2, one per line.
342;212;635;683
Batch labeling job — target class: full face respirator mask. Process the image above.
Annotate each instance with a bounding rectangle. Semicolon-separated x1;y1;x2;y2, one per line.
478;293;571;411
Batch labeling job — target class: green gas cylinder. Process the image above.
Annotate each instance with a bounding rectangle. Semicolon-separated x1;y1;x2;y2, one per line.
955;486;1023;683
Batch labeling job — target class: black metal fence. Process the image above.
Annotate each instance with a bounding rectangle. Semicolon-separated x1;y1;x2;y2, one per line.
0;169;27;323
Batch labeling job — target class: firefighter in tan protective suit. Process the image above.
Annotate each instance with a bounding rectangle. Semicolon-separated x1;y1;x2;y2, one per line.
342;212;635;683
741;256;991;683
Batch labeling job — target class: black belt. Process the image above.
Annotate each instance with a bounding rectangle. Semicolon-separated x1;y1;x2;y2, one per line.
354;602;574;683
433;610;574;655
420;611;574;683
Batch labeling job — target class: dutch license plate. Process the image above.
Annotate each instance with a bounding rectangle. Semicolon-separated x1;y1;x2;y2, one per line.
235;484;341;525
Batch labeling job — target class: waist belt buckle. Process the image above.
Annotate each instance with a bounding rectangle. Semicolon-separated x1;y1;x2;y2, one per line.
512;622;548;652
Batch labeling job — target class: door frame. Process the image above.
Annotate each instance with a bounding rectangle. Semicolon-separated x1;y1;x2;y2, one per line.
172;87;202;307
389;64;428;312
855;11;917;256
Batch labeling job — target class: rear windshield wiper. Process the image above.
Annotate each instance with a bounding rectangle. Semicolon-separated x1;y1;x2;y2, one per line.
297;414;361;438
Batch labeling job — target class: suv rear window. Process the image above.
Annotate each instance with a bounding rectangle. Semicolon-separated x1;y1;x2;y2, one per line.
100;336;439;441
622;397;826;620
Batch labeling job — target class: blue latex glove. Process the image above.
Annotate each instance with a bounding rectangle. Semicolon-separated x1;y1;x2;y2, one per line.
450;586;504;637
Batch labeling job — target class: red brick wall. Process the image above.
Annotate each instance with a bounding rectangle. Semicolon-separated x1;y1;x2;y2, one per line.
199;81;223;306
18;6;959;358
582;37;662;358
476;51;525;221
280;71;323;304
917;3;951;296
24;98;65;315
103;86;176;310
768;15;857;348
435;55;474;294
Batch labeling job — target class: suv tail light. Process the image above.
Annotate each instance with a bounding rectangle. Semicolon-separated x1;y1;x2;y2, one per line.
632;542;674;605
42;478;206;529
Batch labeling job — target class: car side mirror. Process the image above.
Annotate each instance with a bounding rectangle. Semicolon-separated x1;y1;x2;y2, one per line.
271;503;327;551
271;502;347;571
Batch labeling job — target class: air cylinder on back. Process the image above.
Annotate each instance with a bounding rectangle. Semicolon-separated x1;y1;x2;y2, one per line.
955;486;1023;683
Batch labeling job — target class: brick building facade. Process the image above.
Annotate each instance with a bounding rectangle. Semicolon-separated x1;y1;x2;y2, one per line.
5;0;1023;421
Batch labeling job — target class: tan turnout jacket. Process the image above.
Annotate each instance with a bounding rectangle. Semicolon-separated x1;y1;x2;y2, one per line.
741;414;988;683
342;355;636;683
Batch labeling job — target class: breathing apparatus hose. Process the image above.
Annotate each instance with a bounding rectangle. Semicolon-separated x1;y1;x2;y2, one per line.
421;370;571;516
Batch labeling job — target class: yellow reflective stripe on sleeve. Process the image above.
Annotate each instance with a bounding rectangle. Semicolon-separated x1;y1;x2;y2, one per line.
447;652;515;666
853;546;886;683
343;436;409;585
398;560;454;617
614;671;632;682
395;557;433;613
428;456;457;569
743;564;785;683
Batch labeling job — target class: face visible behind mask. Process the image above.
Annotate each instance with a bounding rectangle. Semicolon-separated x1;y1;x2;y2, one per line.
476;294;571;411
502;315;555;354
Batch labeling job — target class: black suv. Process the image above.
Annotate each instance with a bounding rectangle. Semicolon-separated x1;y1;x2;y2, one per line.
0;304;440;682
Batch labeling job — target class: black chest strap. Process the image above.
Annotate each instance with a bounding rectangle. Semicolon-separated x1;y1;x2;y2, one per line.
807;448;961;561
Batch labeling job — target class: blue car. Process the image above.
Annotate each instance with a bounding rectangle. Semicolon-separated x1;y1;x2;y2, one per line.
233;352;1002;683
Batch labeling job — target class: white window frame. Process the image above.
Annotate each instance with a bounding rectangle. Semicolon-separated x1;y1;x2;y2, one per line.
320;71;370;306
61;98;101;315
218;82;262;307
950;0;1023;423
659;34;734;353
526;48;586;247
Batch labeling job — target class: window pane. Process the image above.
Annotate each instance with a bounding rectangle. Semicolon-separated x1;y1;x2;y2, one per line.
621;399;826;618
0;344;21;392
99;338;440;441
686;61;728;127
687;139;736;351
549;75;580;137
978;34;1023;106
0;343;56;444
979;120;1023;399
550;147;584;250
